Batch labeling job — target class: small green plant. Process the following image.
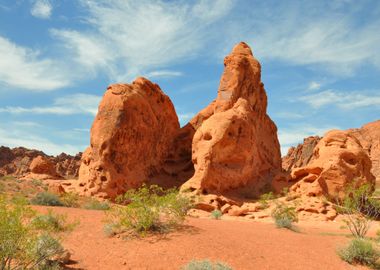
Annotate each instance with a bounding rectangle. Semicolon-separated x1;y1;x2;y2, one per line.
335;184;380;238
0;196;65;269
182;260;233;270
31;210;76;233
338;238;380;268
271;203;298;229
31;192;64;207
31;178;44;187
211;210;222;220
60;192;80;208
258;191;276;209
107;185;191;235
83;199;110;210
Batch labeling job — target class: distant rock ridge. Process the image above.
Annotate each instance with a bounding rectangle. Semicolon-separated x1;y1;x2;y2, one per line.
0;146;81;179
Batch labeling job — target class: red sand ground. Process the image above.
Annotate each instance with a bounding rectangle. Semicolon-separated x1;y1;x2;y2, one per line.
35;206;371;270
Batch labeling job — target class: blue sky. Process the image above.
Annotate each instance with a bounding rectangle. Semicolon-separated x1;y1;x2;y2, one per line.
0;0;379;156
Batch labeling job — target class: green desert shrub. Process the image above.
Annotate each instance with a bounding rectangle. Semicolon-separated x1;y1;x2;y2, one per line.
31;192;64;207
0;196;65;269
338;238;380;268
107;184;191;235
83;198;110;210
336;184;380;238
182;260;233;270
271;203;298;229
31;210;76;233
210;210;222;220
258;191;276;209
60;192;80;208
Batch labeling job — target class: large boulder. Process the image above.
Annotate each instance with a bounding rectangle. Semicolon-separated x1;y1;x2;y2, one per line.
180;42;282;194
288;130;375;199
78;78;180;198
29;155;57;176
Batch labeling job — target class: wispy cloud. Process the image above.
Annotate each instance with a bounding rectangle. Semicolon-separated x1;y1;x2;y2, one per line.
146;70;183;79
50;0;235;81
274;112;304;120
239;1;380;76
178;112;195;126
31;0;52;19
0;123;84;156
0;94;101;115
308;81;321;91
299;89;380;109
0;36;70;91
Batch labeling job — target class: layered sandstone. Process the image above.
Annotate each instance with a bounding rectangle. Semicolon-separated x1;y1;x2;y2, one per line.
78;78;180;198
181;42;282;194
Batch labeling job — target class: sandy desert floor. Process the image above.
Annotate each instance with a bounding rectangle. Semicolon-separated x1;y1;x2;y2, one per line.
33;206;375;270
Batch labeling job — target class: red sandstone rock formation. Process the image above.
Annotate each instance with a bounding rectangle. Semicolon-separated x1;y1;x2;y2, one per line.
180;42;282;194
78;78;180;198
282;136;321;172
30;155;57;176
0;146;81;179
348;120;380;184
281;130;375;199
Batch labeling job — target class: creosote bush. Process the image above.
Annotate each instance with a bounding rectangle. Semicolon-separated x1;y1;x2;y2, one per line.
182;260;233;270
31;192;64;207
0;196;65;269
338;238;380;269
258;191;276;209
31;210;77;233
106;184;191;235
271;203;298;229
60;192;80;208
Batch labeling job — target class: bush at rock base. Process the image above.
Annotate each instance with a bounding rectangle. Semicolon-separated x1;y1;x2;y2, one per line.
271;203;298;229
31;192;64;207
338;238;380;269
106;185;191;235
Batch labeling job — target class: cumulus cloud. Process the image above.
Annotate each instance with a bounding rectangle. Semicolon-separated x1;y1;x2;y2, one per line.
0;36;70;91
31;0;52;19
0;94;101;115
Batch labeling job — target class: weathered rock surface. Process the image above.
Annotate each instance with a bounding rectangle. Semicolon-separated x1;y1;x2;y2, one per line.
348;120;380;184
78;78;180;198
181;42;282;194
0;146;81;179
281;130;375;199
30;155;57;176
282;136;321;172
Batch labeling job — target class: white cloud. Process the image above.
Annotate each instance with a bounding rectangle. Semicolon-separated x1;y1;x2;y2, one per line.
146;70;183;79
0;124;84;156
299;90;380;109
31;0;52;19
0;36;70;91
274;112;304;120
178;113;195;126
50;0;235;81
241;2;380;76
308;81;321;91
0;93;101;115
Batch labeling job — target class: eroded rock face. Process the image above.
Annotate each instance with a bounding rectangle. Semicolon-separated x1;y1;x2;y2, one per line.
282;136;321;172
30;155;57;176
0;146;80;179
181;42;282;194
78;78;180;198
287;130;375;199
349;120;380;184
